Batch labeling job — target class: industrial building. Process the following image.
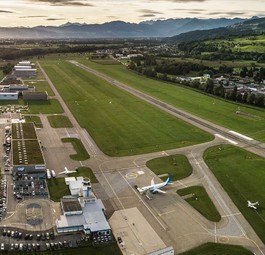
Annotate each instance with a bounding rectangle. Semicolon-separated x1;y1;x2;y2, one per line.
56;177;112;243
22;91;48;100
14;61;37;78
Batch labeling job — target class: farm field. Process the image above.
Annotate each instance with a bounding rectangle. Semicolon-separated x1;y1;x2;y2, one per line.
179;242;253;255
146;154;192;181
204;145;265;243
39;60;212;156
78;59;265;142
177;186;221;222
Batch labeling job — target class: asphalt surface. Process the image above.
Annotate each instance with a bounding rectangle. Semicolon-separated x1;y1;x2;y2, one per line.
34;60;265;254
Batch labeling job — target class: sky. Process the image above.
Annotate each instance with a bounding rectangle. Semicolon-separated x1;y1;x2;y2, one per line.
0;0;264;27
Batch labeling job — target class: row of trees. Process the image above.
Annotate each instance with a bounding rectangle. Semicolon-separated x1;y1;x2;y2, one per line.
127;61;265;108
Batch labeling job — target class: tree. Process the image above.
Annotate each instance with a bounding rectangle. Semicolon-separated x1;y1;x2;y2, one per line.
247;93;255;105
205;79;214;94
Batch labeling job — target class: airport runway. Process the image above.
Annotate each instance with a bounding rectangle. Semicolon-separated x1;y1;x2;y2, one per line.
37;61;265;254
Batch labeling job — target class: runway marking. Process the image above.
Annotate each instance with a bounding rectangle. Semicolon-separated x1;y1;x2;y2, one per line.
65;128;70;138
177;180;187;188
222;212;241;218
158;209;175;217
161;151;169;156
118;172;168;231
125;172;138;179
79;161;83;167
215;134;238;145
228;130;253;141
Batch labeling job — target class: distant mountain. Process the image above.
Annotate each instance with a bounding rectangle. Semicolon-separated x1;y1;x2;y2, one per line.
169;17;265;43
0;18;248;39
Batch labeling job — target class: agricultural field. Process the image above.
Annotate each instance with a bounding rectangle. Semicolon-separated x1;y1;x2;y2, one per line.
177;186;221;222
146;154;192;181
47;115;73;128
62;138;90;160
78;59;265;142
179;243;253;255
39;60;212;156
204;145;265;243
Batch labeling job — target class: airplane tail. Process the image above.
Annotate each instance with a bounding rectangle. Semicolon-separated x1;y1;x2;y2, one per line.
166;175;172;184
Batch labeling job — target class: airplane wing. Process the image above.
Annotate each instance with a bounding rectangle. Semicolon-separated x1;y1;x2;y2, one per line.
58;171;65;175
153;188;166;194
151;178;155;186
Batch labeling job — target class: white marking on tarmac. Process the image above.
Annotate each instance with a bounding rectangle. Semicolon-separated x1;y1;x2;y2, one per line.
161;151;169;156
229;130;253;141
79;161;83;167
118;172;168;231
222;212;241;218
215;134;238;145
158;209;176;216
65;128;70;137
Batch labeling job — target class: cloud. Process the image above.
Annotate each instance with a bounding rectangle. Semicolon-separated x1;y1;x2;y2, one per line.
0;10;13;13
46;18;66;20
140;14;156;18
28;0;94;6
208;11;246;16
20;15;48;18
147;0;206;2
139;9;163;15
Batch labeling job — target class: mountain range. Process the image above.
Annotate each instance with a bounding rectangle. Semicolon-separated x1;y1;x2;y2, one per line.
169;17;265;43
0;17;248;39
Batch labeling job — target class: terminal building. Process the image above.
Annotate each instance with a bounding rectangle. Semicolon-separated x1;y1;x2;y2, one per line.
56;177;112;244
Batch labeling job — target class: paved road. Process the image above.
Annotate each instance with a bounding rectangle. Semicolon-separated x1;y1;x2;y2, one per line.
36;61;265;254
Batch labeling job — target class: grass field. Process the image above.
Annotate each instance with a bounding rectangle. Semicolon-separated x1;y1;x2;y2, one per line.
204;145;265;243
69;167;98;183
27;80;55;96
146;154;192;181
62;138;90;160
25;115;43;128
26;99;64;114
48;177;70;202
177;186;221;222
39;60;212;156
78;60;265;142
179;243;253;255
48;115;73;128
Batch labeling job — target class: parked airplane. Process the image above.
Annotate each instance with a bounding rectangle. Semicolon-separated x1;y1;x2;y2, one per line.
247;201;259;210
58;167;76;175
137;175;172;195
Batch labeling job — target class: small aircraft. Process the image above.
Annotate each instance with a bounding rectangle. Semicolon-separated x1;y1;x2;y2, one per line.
137;175;172;195
58;167;77;175
247;201;259;210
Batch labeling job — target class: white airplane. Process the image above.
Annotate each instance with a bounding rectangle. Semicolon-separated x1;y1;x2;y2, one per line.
137;175;172;195
247;201;259;210
58;167;77;175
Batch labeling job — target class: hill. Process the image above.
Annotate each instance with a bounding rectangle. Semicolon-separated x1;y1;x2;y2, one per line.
169;17;265;43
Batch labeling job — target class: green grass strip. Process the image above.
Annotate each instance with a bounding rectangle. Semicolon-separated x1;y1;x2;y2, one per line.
204;144;265;243
62;137;90;160
177;186;221;222
25;115;43;128
47;115;73;128
179;242;253;255
146;154;192;181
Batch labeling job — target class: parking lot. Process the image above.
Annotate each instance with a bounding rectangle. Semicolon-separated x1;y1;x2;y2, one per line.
0;226;84;252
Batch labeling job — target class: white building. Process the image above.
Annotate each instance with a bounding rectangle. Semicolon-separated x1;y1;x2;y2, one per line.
0;92;18;100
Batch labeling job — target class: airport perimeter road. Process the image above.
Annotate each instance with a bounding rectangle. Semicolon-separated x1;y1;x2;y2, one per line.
68;60;265;159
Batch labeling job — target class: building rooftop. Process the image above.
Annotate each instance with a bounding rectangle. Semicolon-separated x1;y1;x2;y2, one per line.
61;198;82;213
57;199;110;233
12;123;37;140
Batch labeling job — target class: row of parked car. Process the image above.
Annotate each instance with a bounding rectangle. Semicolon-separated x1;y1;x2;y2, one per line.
2;229;54;241
0;177;7;220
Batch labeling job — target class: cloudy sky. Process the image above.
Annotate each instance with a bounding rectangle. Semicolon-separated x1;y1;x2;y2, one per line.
0;0;264;27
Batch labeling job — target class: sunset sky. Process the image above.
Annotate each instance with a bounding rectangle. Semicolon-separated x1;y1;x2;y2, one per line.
0;0;264;27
